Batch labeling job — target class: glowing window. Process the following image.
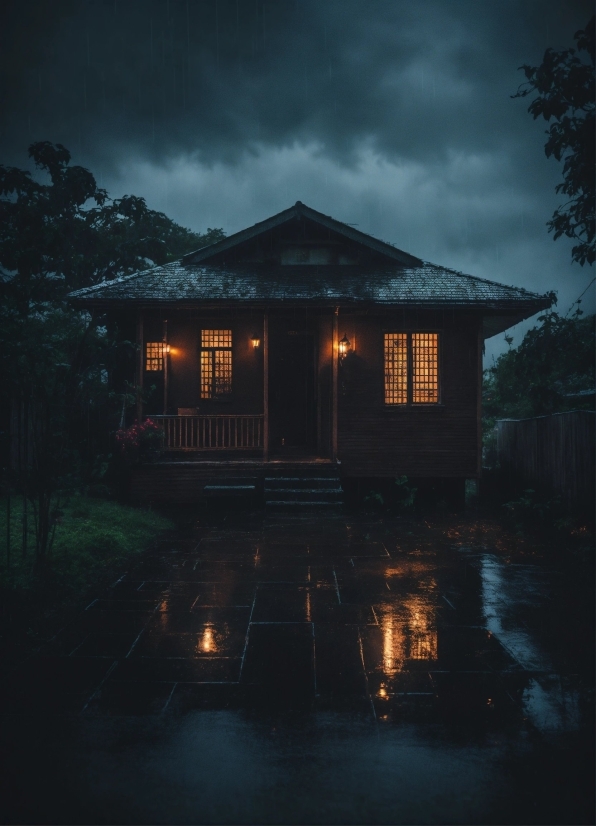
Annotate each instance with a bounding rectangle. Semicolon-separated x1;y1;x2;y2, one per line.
146;342;166;371
201;329;232;398
412;333;439;403
384;332;439;405
384;333;408;405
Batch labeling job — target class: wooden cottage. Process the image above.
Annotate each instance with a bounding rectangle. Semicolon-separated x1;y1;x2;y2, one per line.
70;201;551;507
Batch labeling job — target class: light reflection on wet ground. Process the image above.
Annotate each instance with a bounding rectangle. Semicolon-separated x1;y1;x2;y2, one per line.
0;510;593;824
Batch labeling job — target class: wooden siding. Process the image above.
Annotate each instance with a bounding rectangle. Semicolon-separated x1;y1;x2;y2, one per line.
143;312;264;416
497;411;595;508
337;310;481;478
126;307;483;481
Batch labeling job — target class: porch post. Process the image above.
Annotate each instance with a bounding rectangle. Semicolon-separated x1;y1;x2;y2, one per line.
477;322;483;477
332;307;339;461
163;318;169;415
263;311;269;461
136;309;144;424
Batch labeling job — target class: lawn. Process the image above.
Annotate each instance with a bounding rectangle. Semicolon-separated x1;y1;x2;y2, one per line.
0;495;173;658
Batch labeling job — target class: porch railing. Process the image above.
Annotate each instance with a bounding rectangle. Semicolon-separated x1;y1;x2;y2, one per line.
152;415;264;451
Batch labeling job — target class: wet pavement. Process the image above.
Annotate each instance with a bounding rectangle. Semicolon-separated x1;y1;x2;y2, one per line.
1;510;593;824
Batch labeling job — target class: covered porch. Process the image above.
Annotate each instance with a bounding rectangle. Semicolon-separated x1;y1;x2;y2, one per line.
136;307;342;463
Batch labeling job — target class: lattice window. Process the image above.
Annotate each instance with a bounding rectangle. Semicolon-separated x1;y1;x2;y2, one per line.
201;329;232;398
384;332;439;405
384;333;408;404
412;333;439;403
202;329;232;349
146;342;166;371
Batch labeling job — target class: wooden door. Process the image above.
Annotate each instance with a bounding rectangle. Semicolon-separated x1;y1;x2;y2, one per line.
269;327;316;454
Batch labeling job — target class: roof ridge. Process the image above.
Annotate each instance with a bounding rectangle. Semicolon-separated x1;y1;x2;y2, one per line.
182;201;423;268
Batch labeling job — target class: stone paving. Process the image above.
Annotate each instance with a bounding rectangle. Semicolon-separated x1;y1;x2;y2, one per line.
0;509;593;824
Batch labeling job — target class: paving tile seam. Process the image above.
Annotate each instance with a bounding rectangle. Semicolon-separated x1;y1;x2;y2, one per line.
130;655;241;660
111;680;242;685
238;586;259;680
250;621;314;625
81;660;119;712
357;628;378;722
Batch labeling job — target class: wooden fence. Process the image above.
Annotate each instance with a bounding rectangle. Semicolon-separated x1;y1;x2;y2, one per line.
496;410;595;509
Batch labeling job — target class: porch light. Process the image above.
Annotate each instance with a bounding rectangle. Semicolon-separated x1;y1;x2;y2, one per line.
250;333;261;349
338;333;351;360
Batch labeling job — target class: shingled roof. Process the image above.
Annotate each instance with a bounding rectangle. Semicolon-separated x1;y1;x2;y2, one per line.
68;201;552;338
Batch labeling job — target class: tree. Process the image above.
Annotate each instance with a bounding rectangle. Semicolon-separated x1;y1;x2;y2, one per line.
513;17;595;266
0;142;225;561
483;310;595;424
0;141;225;302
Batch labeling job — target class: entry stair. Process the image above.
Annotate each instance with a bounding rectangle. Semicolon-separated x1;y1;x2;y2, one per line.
203;477;258;502
264;464;343;509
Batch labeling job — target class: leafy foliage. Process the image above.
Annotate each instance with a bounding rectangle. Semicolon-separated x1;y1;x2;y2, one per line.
0;142;224;559
483;310;595;425
513;17;595;265
0;496;173;646
0;141;225;300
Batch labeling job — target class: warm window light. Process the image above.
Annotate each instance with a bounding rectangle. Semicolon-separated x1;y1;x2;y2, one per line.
201;329;232;398
250;333;261;349
146;342;169;371
338;333;351;359
384;332;439;404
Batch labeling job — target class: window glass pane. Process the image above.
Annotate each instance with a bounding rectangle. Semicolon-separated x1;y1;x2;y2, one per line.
214;349;232;394
201;329;232;397
384;333;408;404
202;329;232;348
200;350;213;398
146;342;165;371
412;333;438;403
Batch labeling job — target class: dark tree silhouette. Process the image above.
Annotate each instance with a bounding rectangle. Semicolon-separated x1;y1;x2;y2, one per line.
0;142;225;561
483;311;595;423
513;17;595;266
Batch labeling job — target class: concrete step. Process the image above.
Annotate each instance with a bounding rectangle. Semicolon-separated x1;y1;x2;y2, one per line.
203;477;259;498
264;477;342;490
265;499;343;509
265;485;343;500
204;485;256;493
264;488;342;502
263;466;340;478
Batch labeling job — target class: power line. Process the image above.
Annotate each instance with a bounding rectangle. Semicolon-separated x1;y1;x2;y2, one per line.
564;276;596;317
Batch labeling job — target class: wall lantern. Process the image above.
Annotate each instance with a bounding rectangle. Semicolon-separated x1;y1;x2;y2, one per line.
338;333;351;360
250;333;261;349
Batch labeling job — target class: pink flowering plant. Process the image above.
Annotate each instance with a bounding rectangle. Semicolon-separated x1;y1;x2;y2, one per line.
115;418;164;464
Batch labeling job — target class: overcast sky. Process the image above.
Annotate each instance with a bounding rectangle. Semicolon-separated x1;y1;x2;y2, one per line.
1;0;593;362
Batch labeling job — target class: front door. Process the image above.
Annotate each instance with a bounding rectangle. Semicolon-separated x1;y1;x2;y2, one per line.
269;323;316;455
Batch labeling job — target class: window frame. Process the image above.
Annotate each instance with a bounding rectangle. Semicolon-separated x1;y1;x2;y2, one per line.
200;329;233;399
383;330;441;407
145;341;166;372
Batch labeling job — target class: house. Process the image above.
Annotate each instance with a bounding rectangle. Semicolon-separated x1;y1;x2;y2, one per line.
69;201;551;507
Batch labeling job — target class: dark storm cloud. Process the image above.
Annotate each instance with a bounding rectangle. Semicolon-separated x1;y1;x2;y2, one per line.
1;0;593;360
1;0;591;168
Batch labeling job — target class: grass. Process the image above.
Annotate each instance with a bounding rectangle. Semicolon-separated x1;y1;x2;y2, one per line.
0;495;174;651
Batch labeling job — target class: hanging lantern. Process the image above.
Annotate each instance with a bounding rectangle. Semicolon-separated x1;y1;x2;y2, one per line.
338;333;351;360
250;333;261;349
